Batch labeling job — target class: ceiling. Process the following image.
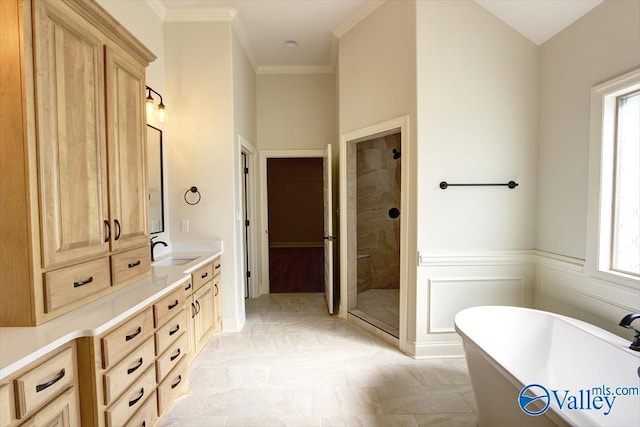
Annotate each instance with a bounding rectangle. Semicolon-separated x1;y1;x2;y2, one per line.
153;0;604;71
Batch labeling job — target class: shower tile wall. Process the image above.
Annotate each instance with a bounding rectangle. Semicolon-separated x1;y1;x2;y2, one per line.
356;133;401;291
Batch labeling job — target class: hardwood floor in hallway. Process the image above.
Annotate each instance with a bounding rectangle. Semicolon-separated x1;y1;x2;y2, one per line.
269;247;324;293
159;293;477;427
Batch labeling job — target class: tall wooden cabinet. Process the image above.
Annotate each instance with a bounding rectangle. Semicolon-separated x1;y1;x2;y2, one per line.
0;0;156;326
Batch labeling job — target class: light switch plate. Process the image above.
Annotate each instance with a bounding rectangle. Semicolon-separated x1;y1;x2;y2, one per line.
180;219;189;232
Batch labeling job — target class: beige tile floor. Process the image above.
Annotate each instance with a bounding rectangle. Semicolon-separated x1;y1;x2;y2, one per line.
159;293;477;427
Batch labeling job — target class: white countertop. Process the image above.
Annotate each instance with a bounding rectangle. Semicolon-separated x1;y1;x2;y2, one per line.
0;244;222;380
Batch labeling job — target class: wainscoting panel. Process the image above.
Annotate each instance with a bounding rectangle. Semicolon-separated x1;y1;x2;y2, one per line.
428;277;525;333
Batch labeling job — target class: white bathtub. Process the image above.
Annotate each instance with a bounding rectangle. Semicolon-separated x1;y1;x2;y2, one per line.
455;306;640;427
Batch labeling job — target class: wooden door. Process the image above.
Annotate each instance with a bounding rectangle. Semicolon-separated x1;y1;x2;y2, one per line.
323;144;335;314
194;283;214;353
33;0;109;268
212;276;223;333
105;46;149;252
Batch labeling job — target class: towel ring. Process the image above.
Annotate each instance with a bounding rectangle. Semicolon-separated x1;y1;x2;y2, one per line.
184;186;201;205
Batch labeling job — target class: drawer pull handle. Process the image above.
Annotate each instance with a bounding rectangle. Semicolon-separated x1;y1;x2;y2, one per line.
201;272;208;279
170;348;181;361
35;369;65;393
184;283;192;291
128;388;144;407
171;375;182;389
169;325;180;336
214;283;219;296
74;276;94;288
191;302;196;318
128;260;141;268
115;219;121;241
125;326;142;342
215;264;221;270
141;422;146;427
127;358;144;375
168;300;179;310
195;300;201;315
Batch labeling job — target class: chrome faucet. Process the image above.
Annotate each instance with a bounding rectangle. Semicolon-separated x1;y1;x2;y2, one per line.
619;313;640;351
150;236;168;262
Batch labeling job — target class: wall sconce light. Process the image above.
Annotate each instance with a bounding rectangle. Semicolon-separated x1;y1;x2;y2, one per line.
146;85;166;123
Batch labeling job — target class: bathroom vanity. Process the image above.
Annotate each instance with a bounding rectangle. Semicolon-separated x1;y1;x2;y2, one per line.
0;249;223;427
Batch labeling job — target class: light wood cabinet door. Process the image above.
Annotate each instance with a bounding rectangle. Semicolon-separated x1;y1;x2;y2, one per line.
33;0;109;269
194;282;214;354
213;275;223;334
105;46;149;252
21;387;80;427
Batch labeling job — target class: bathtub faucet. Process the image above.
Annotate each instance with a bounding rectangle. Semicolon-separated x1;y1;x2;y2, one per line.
619;313;640;351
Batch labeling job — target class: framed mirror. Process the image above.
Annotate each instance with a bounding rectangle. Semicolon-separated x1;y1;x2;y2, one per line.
147;125;164;234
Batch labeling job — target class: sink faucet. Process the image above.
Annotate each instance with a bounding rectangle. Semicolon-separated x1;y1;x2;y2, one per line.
150;236;168;262
619;313;640;351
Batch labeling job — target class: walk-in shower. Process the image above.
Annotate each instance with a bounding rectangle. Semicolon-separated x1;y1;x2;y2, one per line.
349;132;401;337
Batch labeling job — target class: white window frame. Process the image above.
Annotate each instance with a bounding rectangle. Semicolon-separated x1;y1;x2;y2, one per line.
586;68;640;288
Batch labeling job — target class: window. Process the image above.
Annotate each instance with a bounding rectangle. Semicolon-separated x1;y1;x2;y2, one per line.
612;90;639;276
587;69;640;285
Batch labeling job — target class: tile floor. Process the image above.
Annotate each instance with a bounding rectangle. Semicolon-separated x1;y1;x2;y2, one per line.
159;293;477;427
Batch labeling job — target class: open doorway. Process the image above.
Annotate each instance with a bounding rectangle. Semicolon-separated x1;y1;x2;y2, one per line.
340;116;410;349
266;158;324;293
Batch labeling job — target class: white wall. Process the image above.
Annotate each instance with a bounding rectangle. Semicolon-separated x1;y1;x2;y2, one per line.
536;0;640;337
338;0;418;350
231;28;256;322
164;21;243;331
257;73;336;150
537;0;640;259
412;0;539;357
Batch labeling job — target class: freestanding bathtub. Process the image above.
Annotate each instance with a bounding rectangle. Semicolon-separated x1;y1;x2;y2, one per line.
455;306;640;427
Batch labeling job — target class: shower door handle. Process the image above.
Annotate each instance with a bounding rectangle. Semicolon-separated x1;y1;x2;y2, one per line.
323;236;337;241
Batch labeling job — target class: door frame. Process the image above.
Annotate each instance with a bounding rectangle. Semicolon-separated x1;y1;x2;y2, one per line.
238;135;259;298
339;116;410;352
259;149;324;295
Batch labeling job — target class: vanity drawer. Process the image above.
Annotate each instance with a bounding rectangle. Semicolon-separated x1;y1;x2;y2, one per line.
15;347;75;419
44;257;111;312
123;389;157;427
104;366;155;427
103;336;155;405
191;262;213;291
155;308;186;356
182;276;194;296
0;383;14;427
156;333;187;383
212;257;222;277
111;246;150;286
101;308;153;369
156;357;187;417
153;286;185;328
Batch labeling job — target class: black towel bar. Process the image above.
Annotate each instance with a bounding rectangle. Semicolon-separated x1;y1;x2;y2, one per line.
439;181;518;189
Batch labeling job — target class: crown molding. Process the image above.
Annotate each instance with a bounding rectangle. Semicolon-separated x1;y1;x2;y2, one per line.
332;0;385;39
145;0;166;21
164;6;237;22
257;65;335;75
